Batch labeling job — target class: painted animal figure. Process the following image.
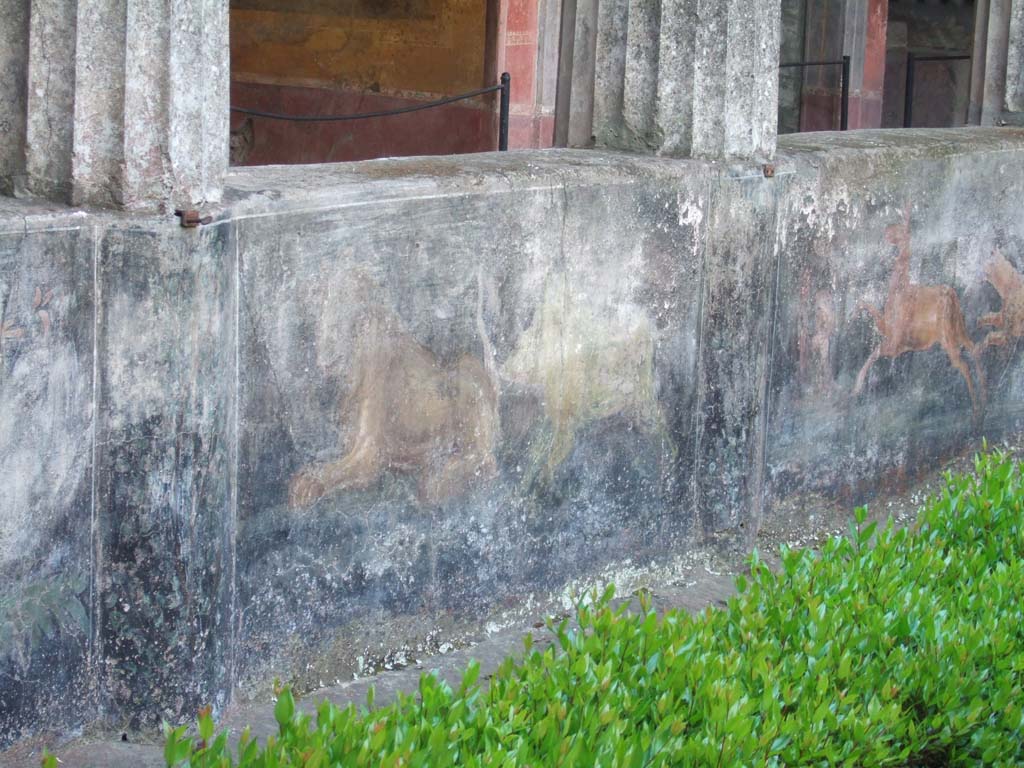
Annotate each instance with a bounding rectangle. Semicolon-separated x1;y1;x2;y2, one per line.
853;209;985;422
502;273;670;482
977;248;1024;353
288;272;499;508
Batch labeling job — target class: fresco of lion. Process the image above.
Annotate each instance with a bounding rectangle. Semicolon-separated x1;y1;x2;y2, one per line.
288;270;500;508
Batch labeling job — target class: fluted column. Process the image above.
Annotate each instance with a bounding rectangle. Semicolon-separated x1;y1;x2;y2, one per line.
571;0;782;161
21;0;228;210
1008;0;1024;113
0;0;29;195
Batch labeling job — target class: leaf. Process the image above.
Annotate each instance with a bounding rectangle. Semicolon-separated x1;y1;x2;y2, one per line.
158;453;1024;768
274;688;295;728
460;660;481;693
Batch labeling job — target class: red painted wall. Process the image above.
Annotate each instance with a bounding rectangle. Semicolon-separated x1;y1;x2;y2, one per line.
231;83;499;165
229;0;553;164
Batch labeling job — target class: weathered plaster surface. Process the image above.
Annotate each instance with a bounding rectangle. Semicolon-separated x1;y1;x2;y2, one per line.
94;223;236;728
768;129;1024;506
2;129;1024;748
0;221;94;744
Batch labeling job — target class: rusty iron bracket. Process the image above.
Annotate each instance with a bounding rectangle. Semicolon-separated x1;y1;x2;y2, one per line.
174;209;213;228
762;163;776;178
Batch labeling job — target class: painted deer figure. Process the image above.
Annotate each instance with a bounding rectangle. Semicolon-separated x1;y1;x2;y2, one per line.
977;247;1024;354
853;208;985;423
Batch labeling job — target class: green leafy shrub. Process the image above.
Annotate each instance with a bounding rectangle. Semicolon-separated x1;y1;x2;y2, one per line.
164;451;1024;767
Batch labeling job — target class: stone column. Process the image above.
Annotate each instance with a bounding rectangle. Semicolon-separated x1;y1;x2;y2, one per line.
1008;0;1024;113
0;0;29;196
656;0;783;160
969;0;991;124
981;0;1012;125
564;0;781;161
556;0;599;146
24;0;77;202
23;0;228;210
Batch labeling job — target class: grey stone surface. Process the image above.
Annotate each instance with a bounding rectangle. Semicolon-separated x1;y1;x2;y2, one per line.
970;0;992;124
536;0;563;117
1008;0;1024;113
654;0;696;155
93;223;236;729
688;0;729;156
713;0;781;160
622;0;660;147
694;171;780;539
20;0;227;209
591;0;780;159
768;128;1024;502
983;0;1013;124
2;129;1024;752
24;0;77;202
4;568;741;767
592;0;630;146
0;0;29;196
0;219;96;747
70;0;129;208
566;0;599;147
164;0;230;210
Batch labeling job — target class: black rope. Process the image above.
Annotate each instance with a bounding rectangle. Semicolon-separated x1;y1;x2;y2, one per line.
779;60;846;68
231;84;504;122
912;54;971;62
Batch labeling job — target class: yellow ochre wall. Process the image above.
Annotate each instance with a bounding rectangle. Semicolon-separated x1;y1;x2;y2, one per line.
230;0;489;96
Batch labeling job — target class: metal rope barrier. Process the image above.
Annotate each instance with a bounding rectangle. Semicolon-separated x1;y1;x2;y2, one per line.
231;73;512;151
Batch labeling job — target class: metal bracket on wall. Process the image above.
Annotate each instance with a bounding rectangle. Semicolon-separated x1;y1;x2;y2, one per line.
174;210;213;228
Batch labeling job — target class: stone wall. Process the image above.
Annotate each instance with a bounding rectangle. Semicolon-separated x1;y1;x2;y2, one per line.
3;128;1024;748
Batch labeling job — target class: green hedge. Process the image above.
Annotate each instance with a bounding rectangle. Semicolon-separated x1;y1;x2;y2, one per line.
154;451;1023;767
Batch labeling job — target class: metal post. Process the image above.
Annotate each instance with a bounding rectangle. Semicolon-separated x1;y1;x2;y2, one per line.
499;72;511;151
840;55;851;131
903;52;916;128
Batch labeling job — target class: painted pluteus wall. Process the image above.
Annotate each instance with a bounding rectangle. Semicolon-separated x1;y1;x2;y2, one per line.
2;128;1024;746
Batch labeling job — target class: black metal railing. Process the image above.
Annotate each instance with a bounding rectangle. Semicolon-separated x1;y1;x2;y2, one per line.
231;72;512;152
903;54;971;128
779;55;851;131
